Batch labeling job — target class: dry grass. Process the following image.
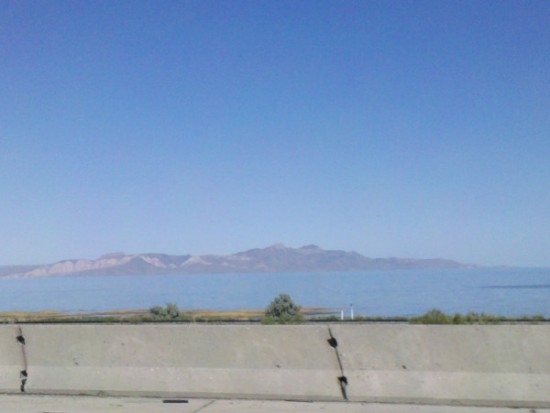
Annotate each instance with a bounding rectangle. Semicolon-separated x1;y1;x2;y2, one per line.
186;309;264;320
0;310;63;321
0;307;334;323
0;309;148;322
187;307;332;320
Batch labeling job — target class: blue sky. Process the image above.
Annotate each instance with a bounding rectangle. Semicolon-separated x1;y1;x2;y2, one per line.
1;1;549;266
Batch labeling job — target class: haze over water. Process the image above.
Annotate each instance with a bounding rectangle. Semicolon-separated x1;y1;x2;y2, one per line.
1;267;549;317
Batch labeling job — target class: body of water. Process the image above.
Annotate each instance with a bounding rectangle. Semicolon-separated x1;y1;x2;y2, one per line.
1;267;549;317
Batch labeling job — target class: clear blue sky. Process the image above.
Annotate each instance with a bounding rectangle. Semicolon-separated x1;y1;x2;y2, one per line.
1;1;549;266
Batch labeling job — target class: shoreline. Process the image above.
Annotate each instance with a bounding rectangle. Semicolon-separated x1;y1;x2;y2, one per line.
0;307;336;323
1;308;548;324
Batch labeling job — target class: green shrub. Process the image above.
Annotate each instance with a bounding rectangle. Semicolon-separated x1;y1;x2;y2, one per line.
411;309;505;325
462;312;502;324
150;303;180;320
452;313;465;324
263;293;304;324
165;303;180;319
411;308;452;324
150;306;166;318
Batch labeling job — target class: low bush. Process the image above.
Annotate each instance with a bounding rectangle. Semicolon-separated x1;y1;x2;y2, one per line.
263;293;304;324
411;308;453;324
411;309;507;325
149;303;180;320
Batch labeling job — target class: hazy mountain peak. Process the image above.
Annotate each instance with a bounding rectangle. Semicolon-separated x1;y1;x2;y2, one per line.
0;245;474;279
300;244;321;250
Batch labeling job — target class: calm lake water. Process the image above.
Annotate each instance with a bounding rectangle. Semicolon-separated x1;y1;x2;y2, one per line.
1;267;549;317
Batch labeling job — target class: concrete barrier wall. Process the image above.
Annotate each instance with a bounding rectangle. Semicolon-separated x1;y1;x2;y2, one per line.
0;326;24;393
1;324;549;407
330;325;550;407
19;325;342;400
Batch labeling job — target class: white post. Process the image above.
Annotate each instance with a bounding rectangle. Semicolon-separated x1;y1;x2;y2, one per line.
350;304;354;320
340;307;344;321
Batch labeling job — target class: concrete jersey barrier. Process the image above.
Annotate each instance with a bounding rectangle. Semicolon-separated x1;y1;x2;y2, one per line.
18;324;343;400
0;326;26;393
1;324;549;407
330;324;550;407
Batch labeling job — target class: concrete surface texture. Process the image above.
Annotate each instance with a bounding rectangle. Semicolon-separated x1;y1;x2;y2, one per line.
0;324;549;408
0;325;23;393
0;395;549;413
12;324;343;400
330;324;550;407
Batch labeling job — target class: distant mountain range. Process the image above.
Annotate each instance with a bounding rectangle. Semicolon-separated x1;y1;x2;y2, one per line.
0;244;475;279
